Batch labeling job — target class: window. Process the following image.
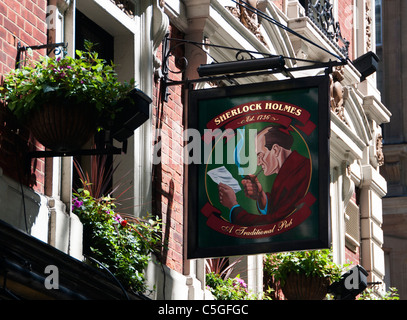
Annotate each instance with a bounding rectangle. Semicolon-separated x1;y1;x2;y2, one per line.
75;10;114;62
375;0;382;46
73;10;115;195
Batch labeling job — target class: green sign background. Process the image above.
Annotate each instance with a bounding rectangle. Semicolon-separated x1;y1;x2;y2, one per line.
188;76;330;258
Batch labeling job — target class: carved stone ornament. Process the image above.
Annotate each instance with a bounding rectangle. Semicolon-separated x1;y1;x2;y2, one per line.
153;0;169;71
376;134;384;166
342;161;355;207
55;0;71;12
226;1;268;47
110;0;135;18
330;66;348;125
365;0;372;52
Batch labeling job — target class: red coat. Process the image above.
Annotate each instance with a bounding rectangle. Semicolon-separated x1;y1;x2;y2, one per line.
231;151;311;226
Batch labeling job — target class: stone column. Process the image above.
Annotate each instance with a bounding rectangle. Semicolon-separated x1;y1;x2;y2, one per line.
360;165;387;288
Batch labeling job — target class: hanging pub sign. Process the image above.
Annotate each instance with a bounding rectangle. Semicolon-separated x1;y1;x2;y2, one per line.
187;75;331;259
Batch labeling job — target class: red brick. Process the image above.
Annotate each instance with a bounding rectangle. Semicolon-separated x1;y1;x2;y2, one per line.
20;9;37;27
4;0;21;14
0;0;47;193
2;40;16;58
337;0;354;59
0;2;7;16
24;0;34;12
3;16;19;36
32;26;46;43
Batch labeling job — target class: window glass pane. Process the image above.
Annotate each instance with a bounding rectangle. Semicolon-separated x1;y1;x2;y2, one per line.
375;0;382;45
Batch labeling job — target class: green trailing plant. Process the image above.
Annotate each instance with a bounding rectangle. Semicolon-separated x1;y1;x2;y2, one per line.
72;184;161;294
264;249;348;288
206;272;256;300
0;40;135;124
205;257;260;300
357;287;399;300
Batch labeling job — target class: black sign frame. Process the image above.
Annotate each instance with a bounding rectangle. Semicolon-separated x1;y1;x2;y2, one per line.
187;75;331;259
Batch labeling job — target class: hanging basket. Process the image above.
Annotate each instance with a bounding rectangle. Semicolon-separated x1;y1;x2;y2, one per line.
281;272;330;300
27;99;98;152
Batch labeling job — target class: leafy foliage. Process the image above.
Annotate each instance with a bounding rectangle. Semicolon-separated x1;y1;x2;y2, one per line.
206;272;256;300
264;249;348;287
205;257;243;280
357;287;399;300
72;185;161;294
0;40;135;123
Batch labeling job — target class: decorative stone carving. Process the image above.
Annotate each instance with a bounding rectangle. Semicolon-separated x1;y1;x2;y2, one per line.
110;0;135;18
153;0;169;71
365;0;372;52
376;134;384;166
226;1;268;47
330;66;348;125
55;0;71;12
342;160;355;208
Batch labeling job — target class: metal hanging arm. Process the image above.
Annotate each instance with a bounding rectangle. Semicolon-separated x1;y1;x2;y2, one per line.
160;35;292;102
160;33;347;101
159;0;352;103
15;41;67;69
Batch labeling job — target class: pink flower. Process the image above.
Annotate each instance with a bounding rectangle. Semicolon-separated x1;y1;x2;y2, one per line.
235;277;247;288
72;198;83;210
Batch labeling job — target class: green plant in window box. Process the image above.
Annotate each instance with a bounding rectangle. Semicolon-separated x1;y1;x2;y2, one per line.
264;249;349;300
72;184;161;294
0;40;135;151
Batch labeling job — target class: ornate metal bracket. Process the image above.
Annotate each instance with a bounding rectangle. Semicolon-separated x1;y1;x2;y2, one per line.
15;42;67;69
159;32;348;104
305;0;350;57
160;33;281;102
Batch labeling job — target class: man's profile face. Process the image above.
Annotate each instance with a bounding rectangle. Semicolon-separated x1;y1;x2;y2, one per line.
256;131;279;176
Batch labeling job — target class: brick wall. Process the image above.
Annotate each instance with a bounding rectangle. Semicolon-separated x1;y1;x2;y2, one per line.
337;0;354;60
345;246;360;265
0;0;48;194
152;25;185;274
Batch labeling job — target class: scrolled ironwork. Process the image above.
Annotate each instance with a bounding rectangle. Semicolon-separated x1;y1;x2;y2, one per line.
160;34;276;102
15;42;68;69
235;50;256;61
51;45;67;57
305;0;349;57
162;41;189;75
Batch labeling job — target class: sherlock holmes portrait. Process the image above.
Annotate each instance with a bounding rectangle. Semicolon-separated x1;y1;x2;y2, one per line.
218;125;311;226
